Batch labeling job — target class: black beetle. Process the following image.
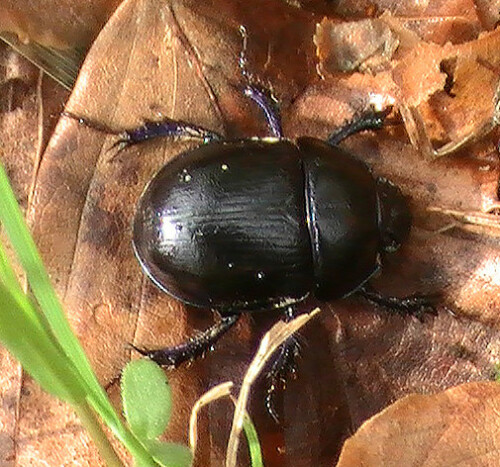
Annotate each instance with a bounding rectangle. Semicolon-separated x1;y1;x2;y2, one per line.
126;102;432;421
133;136;410;311
66;27;434;421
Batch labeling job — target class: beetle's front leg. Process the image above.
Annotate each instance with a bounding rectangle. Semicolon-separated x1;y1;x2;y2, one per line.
327;106;392;146
265;306;301;423
110;119;222;151
132;313;239;367
63;111;222;154
357;283;439;321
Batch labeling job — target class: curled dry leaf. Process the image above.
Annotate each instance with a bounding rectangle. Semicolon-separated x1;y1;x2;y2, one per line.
315;10;500;158
314;18;399;74
328;0;485;25
337;382;500;467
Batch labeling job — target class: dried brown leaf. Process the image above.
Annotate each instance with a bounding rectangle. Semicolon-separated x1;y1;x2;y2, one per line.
284;89;500;461
331;0;480;22
315;12;500;158
315;17;399;74
474;0;500;30
0;0;122;48
337;382;500;467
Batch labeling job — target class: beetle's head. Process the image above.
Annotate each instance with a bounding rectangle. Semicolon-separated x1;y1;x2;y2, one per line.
376;177;412;253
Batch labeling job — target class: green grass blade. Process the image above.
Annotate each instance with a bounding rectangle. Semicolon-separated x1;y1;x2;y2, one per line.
242;414;263;467
0;242;50;333
0;240;23;292
0;280;85;403
0;164;116;416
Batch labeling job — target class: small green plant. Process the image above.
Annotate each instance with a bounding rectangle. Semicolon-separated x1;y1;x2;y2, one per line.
121;359;192;466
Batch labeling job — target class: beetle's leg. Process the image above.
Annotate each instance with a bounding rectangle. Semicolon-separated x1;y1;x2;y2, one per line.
238;25;283;138
242;85;283;138
327;106;392;146
109;119;222;151
265;336;300;423
357;283;439;321
265;306;301;423
131;314;239;368
62;111;222;154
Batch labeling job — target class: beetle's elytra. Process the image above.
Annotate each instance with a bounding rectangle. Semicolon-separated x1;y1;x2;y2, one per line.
133;137;411;312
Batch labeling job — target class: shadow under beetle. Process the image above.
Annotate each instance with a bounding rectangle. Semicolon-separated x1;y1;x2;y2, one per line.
66;26;435;422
